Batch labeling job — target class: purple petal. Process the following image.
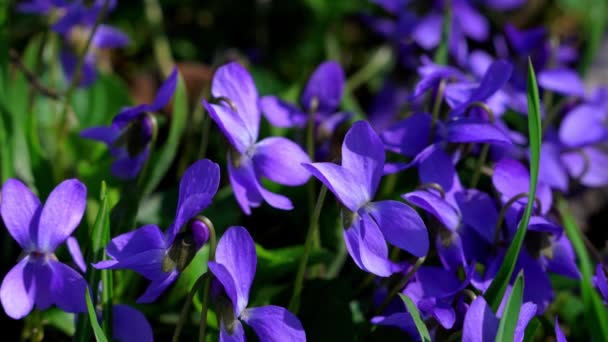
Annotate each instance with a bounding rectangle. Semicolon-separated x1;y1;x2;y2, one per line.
0;178;40;249
0;259;35;319
211;62;260;142
381;113;432;157
301;61;345;114
593;264;608;302
171;159;220;240
555;317;568;342
220;319;245;342
462;296;499;342
342;120;385;198
371;312;418;337
92;25;130;48
48;260;87;313
136;270;179;303
343;213;403;277
241;305;306;342
417;144;462;203
302;162;368;211
431;302;456;329
112;104;150;127
94;249;167;281
259;96;307;128
36;179;86;252
559;104;606;148
471;60;513;103
492;158;552;214
228;157;262;215
538;68;585;97
505;24;546;55
214;226;257;315
456;190;498;243
514;302;537;342
453;0;489;41
546;234;580;279
67;237;86;273
104;224;166;260
204;100;254;154
80;126;120;145
538;142;569;192
110;147;149;180
528;216;562;234
17;0;56;13
445;118;512;145
149;67;179;112
208;262;240;315
518;252;553;313
562;147;608;187
402;190;460;231
413;14;443;49
485;0;525;10
258;185;294;211
318;111;352;136
112;304;153;342
367;200;429;257
253;137;311;186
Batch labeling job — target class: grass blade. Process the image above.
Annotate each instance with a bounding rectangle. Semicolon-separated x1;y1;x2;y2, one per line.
399;294;431;342
85;289;109;342
485;59;542;311
495;272;524;342
75;182;111;341
557;197;608;341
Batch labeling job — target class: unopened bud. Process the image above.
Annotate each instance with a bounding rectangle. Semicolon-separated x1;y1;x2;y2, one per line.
162;219;211;272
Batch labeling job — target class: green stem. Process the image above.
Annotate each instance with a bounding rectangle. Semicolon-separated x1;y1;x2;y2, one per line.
288;185;328;313
172;272;209;342
306;98;320;249
470;144;489;188
429;79;446;144
375;256;425;315
198;217;217;342
144;0;174;77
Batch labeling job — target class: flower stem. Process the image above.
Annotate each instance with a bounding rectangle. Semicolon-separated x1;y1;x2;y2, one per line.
306;98;321;249
429;79;446;144
144;0;174;77
470;144;489;188
172;272;209;342
288;185;328;313
198;217;217;342
55;0;109;179
375;256;426;315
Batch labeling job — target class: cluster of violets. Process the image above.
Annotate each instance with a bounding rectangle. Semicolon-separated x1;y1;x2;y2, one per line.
3;0;608;341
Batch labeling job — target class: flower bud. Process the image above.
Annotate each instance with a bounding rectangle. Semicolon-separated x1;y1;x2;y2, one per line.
163;219;209;272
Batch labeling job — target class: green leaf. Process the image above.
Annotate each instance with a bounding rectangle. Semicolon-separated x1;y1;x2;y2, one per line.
85;289;109;342
44;308;76;336
142;71;188;196
256;244;332;281
485;59;542;311
495;272;524;342
399;294;431;342
557;197;608;341
75;182;111;342
522;317;541;342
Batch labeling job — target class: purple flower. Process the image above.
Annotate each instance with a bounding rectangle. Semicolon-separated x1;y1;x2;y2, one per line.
462;295;536;342
209;226;306;342
555;317;568;342
593;264;608;303
94;159;220;303
0;178;88;319
81;68;178;180
260;61;351;139
20;0;129;86
303;120;429;276
203;62;311;214
107;304;154;342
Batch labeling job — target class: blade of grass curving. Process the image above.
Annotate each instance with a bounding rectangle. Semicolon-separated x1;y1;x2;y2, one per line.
495;272;524;342
85;290;109;342
557;196;608;341
399;294;431;342
141;71;187;196
75;182;111;342
485;59;542;312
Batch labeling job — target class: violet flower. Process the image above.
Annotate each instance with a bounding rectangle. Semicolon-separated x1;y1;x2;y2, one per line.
555;317;568;342
203;62;311;215
260;60;350;135
209;226;306;342
462;295;537;342
19;0;129;87
303;120;429;276
94;159;220;303
0;178;88;319
81;67;178;180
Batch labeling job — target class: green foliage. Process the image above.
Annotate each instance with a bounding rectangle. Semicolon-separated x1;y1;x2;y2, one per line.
399;294;431;342
496;272;524;342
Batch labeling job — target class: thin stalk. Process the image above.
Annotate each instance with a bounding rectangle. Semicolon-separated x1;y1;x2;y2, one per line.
198;216;217;342
470;144;489;188
429;79;446;144
172;272;210;342
306;98;320;249
288;185;328;313
144;0;174;77
376;256;426;315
